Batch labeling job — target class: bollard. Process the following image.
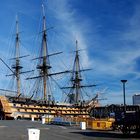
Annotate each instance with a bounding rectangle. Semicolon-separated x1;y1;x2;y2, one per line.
28;129;40;140
80;122;86;130
42;116;45;124
32;117;34;122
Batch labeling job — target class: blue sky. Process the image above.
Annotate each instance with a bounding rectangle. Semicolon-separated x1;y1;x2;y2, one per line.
0;0;140;105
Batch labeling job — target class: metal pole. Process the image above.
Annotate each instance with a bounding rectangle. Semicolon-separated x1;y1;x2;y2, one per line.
121;80;127;113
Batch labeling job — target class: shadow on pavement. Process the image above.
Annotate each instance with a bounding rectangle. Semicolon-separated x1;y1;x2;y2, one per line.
70;131;140;139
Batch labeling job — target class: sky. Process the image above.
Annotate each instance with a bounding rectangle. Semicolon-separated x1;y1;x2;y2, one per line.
0;0;140;105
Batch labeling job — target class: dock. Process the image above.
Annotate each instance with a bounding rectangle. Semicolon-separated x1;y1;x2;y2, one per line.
0;120;139;140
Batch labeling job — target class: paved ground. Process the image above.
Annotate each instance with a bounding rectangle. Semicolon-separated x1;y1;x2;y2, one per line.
0;120;139;140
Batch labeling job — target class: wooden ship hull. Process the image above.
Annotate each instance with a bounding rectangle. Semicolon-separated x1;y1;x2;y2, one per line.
0;95;99;120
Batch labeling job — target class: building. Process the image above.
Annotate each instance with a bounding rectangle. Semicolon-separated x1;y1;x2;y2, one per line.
133;94;140;105
91;104;140;118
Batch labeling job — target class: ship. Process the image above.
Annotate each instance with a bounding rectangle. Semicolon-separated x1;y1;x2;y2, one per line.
0;5;99;121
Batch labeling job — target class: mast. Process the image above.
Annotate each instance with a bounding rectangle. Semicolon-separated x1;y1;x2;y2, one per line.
36;4;50;101
61;40;96;104
0;16;33;99
7;16;31;98
43;6;47;101
74;40;82;103
12;16;22;97
42;4;48;100
26;5;70;102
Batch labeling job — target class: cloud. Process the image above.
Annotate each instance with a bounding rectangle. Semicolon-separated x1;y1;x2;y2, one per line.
46;0;92;68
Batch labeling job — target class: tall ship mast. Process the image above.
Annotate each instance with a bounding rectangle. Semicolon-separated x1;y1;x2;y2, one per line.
27;5;68;104
37;5;50;101
0;16;31;101
14;17;21;97
33;5;52;101
62;40;96;105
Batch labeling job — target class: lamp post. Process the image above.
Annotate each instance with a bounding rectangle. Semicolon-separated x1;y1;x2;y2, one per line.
121;80;127;113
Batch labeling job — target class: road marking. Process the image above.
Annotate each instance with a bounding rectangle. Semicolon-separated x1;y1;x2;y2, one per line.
0;126;7;128
58;126;67;129
39;127;50;130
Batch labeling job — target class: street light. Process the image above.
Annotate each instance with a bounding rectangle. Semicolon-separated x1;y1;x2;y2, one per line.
121;80;127;113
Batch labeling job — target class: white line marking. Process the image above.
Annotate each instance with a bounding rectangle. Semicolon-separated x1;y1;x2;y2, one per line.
58;126;67;129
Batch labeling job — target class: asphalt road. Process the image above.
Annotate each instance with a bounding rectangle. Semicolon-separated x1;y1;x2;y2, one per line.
0;120;139;140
